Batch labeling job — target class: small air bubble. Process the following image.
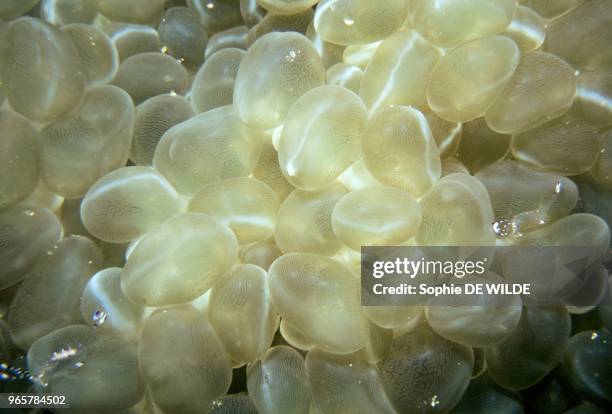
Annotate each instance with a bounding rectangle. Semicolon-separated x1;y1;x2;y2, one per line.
93;310;108;327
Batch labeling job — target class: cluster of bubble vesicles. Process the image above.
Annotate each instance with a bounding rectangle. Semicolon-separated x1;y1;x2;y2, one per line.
0;0;611;413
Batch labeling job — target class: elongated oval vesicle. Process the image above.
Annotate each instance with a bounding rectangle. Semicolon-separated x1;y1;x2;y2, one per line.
122;213;238;306
502;5;546;52
191;48;244;114
485;306;571;390
313;0;407;46
187;0;243;33
239;238;282;270
332;186;421;251
456;117;511;174
154;105;264;196
362;105;441;197
28;325;145;412
104;22;163;61
269;253;368;353
113;52;189;104
209;264;278;363
326;63;363;94
247;8;314;45
380;325;474;414
0;207;61;290
275;183;347;255
516;213;610;248
190;177;279;245
94;0;166;24
41;0;99;25
0;111;40;211
306;349;397;414
416;173;496;246
543;0;610;69
485;52;578;134
139;306;232;414
158;7;207;70
411;0;515;48
4;17;86;123
247;345;311;414
252;139;294;202
427;36;520;123
476;160;579;234
62;23;119;86
279;319;314;351
570;56;612;129
40;85;135;198
0;0;40;19
234;32;325;130
425;272;523;347
278;85;367;190
512;115;601;176
9;236;103;349
131;94;194;166
359;30;442;113
80;268;144;343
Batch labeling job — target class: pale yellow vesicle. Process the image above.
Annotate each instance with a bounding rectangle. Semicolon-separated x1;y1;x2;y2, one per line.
326;63;363;94
158;7;208;70
476;160;579;234
94;0;166;24
269;253;368;354
362;105;441;197
41;0;99;25
305;349;397;414
342;41;381;69
9;236;103;349
569;56;612;128
457;117;511;174
154;105;264;196
544;0;611;70
19;181;64;213
234;32;325;130
28;325;145;412
313;0;407;46
102;22;163;61
80;268;144;343
337;159;382;191
247;345;312;414
189;177;279;245
485;52;578;134
380;325;474;414
275;183;347;255
364;305;423;331
0;110;40;211
40;85;135;198
209;264;278;364
425;272;522;347
278;85;367;190
191;48;245;114
252;139;295;202
411;0;515;48
187;0;244;33
258;0;318;14
0;207;61;290
122;213;238;306
4;17;86;123
512;115;601;176
113;52;189;104
80;167;182;244
502;5;546;52
519;0;584;19
306;22;345;69
239;238;282;270
131;94;194;166
0;0;40;19
279;319;314;351
62;23;119;86
139;306;232;414
427;36;520;123
360;30;442;113
332;186;422;251
205;25;248;60
416;173;496;246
